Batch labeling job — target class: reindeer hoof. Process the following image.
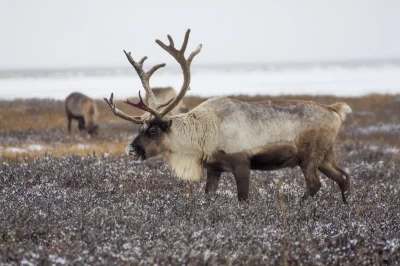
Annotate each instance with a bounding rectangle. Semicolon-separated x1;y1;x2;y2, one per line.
342;190;350;204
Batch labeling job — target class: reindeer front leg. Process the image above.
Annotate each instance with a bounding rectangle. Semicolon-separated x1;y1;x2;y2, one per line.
205;170;222;194
233;165;250;201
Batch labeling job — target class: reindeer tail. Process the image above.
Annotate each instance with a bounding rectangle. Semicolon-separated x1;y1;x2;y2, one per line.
329;103;352;121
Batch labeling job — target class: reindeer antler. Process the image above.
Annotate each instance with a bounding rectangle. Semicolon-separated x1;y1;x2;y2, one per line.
104;29;201;123
123;51;166;110
155;29;202;116
103;93;147;124
104;50;166;123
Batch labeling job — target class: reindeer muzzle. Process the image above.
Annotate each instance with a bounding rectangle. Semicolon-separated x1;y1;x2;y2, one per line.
126;145;144;161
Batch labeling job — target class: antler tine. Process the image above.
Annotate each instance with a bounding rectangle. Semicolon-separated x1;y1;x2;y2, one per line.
155;29;202;117
139;56;147;66
188;44;202;65
123;51;138;69
147;63;167;79
103;93;145;124
180;29;190;53
167;35;174;47
123;50;166;109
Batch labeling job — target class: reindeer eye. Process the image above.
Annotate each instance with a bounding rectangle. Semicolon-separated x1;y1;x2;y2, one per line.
148;127;157;137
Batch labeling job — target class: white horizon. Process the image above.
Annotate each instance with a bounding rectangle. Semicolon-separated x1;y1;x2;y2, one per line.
1;64;399;100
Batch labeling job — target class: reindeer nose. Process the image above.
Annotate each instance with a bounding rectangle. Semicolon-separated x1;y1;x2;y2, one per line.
126;145;136;155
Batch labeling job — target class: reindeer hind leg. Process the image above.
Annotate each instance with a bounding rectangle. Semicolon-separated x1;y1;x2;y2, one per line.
320;148;350;203
318;161;349;203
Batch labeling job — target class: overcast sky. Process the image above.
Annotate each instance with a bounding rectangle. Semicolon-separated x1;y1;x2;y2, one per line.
1;0;400;70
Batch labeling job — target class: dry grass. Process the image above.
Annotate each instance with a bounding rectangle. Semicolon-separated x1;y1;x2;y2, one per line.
1;94;399;162
0;107;65;132
0;98;139;133
1;94;397;132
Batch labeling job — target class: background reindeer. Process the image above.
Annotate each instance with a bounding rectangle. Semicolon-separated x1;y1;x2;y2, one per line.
104;29;352;203
65;92;99;135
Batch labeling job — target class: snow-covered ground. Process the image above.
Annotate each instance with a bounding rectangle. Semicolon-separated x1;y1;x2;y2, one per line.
0;144;95;153
1;63;400;100
0;144;44;153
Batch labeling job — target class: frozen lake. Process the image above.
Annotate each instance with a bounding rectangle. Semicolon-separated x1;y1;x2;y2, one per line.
1;63;400;100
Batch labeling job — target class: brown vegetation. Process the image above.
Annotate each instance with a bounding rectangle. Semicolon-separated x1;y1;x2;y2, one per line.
1;94;399;163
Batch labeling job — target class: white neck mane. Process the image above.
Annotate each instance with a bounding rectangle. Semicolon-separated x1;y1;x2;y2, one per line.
162;111;219;181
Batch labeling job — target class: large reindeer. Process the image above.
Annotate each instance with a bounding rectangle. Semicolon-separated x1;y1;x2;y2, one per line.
104;29;352;203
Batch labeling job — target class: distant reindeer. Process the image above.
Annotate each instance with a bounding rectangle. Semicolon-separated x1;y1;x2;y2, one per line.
104;29;352;203
149;87;189;115
65;92;99;135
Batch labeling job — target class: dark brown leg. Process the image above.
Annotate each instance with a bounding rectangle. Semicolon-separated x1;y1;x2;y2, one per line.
67;116;72;133
233;165;250;201
319;148;350;203
334;165;350;194
78;117;86;130
300;162;321;200
318;161;349;204
205;170;221;194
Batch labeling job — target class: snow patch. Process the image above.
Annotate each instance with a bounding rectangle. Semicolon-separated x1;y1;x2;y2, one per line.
20;259;35;266
369;145;400;154
76;144;91;149
0;144;45;153
27;144;43;151
49;254;66;265
356;124;400;135
4;147;26;153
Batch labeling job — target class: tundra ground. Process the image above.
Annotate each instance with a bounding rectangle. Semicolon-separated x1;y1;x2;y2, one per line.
0;94;399;265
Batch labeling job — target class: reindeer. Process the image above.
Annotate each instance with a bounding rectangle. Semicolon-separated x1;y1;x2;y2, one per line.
65;92;99;135
104;29;352;203
149;87;189;115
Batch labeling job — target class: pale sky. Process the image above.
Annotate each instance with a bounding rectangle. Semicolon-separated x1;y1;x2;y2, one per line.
1;0;400;70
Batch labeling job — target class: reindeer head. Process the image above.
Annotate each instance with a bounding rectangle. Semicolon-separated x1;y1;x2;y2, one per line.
87;124;99;136
104;29;202;161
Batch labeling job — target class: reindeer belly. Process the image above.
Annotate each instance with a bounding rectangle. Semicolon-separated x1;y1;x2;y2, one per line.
203;151;241;172
250;142;299;170
203;142;299;172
